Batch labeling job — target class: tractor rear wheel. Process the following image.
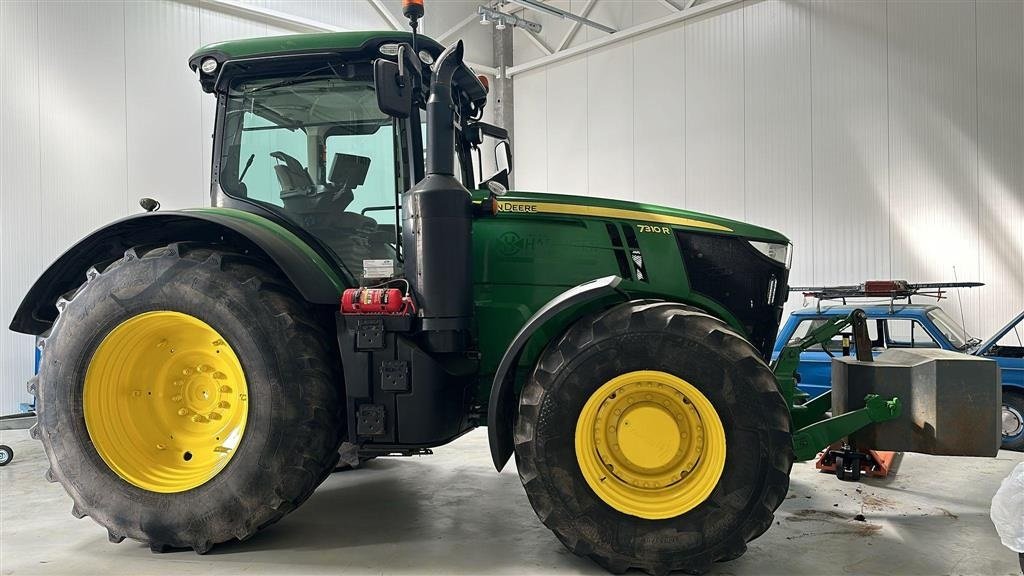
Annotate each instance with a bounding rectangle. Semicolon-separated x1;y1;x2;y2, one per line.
31;243;342;552
514;301;793;574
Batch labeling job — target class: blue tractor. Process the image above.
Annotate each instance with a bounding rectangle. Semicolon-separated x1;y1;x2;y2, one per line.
773;281;1024;451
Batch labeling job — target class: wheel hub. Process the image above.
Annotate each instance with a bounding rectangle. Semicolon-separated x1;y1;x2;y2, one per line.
1003;404;1024;438
575;371;727;520
84;311;248;493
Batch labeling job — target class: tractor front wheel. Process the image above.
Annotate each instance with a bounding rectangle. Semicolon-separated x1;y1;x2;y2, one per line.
515;302;793;574
31;243;342;552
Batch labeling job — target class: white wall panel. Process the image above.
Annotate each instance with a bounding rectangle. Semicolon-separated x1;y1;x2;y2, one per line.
0;1;43;415
37;1;128;264
513;69;549;191
126;0;204;212
632;26;685;208
684;8;745;220
545;56;590;195
743;0;812;284
809;0;890;285
587;42;634;200
975;0;1024;338
887;0;980;328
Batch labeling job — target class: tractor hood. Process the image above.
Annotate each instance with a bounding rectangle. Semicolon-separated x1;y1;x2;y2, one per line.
484;190;790;243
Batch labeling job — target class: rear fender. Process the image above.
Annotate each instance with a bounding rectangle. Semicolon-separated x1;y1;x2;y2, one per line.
487;276;626;471
10;209;348;335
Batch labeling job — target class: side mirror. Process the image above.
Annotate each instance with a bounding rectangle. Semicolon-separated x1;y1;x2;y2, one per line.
374;44;421;118
495;140;512;175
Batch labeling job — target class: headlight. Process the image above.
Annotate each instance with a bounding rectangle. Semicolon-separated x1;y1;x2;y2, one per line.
749;241;791;269
200;58;219;75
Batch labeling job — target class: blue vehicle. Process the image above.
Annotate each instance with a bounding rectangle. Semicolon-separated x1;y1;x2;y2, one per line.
773;304;1024;451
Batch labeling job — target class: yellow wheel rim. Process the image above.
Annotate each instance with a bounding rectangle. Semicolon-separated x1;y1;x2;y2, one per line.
84;311;248;493
575;370;726;519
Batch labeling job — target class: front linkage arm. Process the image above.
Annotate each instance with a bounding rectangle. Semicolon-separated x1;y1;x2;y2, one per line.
770;309;901;461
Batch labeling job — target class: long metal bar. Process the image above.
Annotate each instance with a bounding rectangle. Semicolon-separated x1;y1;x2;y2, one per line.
522;29;553;56
506;0;615;34
656;0;681;12
556;0;598;52
436;12;479;44
367;0;404;31
506;0;743;77
198;0;347;32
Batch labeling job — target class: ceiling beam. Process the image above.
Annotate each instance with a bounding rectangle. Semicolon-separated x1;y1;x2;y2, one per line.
436;11;479;44
657;0;681;12
556;0;598;52
506;0;743;77
521;29;553;56
366;0;403;31
198;0;346;32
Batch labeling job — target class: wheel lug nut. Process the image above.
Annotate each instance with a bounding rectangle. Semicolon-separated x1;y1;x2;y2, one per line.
198;364;213;373
218;401;231;409
182;367;195;376
192;414;208;423
220;385;232;394
212;371;226;380
207;412;222;421
177;408;189;416
172;395;182;402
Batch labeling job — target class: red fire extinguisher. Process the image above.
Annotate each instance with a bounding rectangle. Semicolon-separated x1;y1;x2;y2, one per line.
340;287;412;315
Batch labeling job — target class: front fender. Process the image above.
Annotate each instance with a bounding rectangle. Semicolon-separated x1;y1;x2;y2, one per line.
10;208;348;335
487;275;626;472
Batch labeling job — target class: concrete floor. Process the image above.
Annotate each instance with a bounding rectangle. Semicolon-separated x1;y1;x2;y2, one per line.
1;427;1022;576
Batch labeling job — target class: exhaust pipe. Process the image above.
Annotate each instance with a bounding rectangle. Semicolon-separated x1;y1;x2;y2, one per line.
403;41;473;353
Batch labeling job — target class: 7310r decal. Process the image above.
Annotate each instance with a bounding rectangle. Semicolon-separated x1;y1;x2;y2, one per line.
636;224;671;234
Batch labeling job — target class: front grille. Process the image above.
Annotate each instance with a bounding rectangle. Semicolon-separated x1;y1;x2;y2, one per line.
675;231;789;359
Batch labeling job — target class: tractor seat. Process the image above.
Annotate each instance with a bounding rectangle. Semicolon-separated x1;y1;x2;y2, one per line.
271;151;314;197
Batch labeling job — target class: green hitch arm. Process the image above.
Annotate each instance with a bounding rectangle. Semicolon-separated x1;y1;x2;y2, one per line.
771;309;871;421
791;394;901;461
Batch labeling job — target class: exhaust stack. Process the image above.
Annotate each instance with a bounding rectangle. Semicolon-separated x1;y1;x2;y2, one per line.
403;41;473;352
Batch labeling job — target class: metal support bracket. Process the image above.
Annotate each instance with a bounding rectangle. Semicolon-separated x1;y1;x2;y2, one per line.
791;394;901;461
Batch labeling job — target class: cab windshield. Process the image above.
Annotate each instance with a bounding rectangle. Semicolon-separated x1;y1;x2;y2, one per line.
218;64;401;280
927;308;971;349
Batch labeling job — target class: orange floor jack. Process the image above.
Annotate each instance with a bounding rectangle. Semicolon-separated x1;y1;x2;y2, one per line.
816;444;899;481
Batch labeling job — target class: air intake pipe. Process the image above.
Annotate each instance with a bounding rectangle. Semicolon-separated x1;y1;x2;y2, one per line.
402;41;473;353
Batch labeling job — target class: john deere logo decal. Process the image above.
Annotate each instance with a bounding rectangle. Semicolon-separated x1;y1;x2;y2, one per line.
498;231;523;256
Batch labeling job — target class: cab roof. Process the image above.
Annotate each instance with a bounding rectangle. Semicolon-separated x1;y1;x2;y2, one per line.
189;31;441;64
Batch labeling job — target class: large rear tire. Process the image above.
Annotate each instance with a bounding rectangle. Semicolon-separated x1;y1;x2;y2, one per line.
31;243;342;552
514;301;793;574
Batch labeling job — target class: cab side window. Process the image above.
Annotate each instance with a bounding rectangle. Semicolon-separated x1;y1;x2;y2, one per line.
884;319;939;348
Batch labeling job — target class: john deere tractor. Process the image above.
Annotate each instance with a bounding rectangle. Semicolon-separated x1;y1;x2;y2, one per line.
10;7;1002;574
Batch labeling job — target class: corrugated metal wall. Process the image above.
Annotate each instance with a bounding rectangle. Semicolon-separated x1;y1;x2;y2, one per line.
0;0;489;414
513;0;1024;345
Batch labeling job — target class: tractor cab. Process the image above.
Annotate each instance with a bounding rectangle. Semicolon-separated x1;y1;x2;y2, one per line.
189;32;504;282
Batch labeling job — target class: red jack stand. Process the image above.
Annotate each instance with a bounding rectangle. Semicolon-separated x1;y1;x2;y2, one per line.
816;444;898;481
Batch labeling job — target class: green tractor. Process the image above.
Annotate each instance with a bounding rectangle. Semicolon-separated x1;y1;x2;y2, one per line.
12;11;993;575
